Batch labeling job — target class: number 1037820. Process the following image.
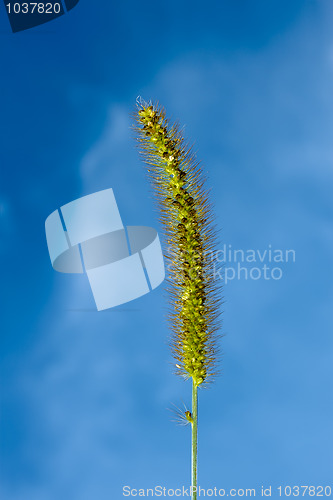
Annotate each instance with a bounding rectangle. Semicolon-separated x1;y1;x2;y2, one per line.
6;3;62;14
277;485;332;497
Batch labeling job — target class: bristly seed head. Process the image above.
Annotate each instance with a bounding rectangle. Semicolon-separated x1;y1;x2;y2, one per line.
134;99;222;387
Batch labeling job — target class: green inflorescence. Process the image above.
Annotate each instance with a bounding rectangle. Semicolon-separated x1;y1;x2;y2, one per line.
135;100;221;387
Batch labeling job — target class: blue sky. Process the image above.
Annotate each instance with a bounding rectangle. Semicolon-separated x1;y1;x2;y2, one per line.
0;1;332;499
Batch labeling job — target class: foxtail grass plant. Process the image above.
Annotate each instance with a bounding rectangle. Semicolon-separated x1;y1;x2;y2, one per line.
134;99;222;500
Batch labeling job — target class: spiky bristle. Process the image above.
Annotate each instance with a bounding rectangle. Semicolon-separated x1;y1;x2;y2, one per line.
134;100;222;387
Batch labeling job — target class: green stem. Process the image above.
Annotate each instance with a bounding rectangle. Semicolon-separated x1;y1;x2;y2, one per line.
191;379;198;500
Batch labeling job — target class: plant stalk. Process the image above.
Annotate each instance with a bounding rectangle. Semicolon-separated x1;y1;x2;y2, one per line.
191;379;198;500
